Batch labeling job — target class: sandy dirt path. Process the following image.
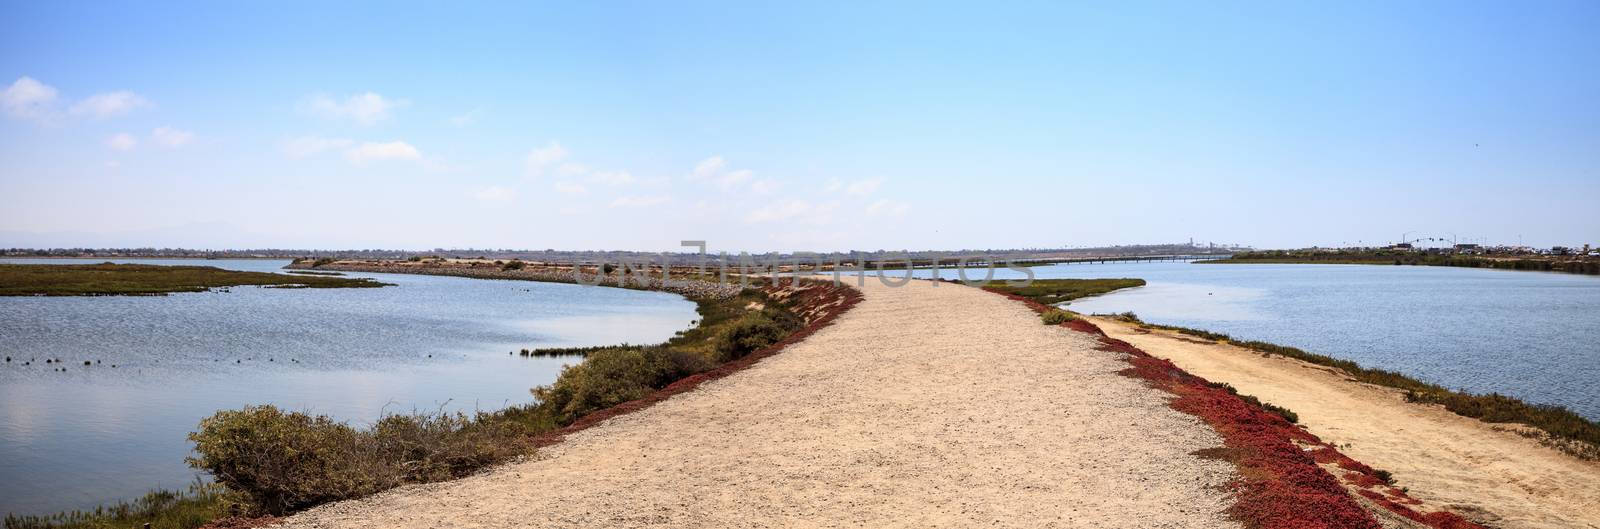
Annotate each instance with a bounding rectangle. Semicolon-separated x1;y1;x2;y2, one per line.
280;279;1239;528
1088;317;1600;529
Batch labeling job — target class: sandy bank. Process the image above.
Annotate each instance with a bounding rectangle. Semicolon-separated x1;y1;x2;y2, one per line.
278;279;1239;528
1089;317;1600;529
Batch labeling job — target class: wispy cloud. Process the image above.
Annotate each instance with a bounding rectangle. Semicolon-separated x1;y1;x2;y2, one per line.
469;185;517;203
524;142;568;176
448;108;483;127
1;76;59;122
344;141;422;164
70;91;150;118
845;177;883;196
589;170;635;186
610;195;671;208
689;155;756;190
302;92;407;125
151;127;194;148
745;199;839;224
281;136;355;158
105;133;137;151
865;198;911;218
553;182;588;195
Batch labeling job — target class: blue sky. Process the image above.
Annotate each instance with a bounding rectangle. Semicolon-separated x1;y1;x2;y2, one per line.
2;1;1596;252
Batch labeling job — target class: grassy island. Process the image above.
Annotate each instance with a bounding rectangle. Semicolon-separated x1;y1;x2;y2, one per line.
981;278;1146;305
0;263;391;296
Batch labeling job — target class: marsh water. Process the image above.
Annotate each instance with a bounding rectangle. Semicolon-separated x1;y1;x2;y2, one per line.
910;261;1600;421
0;259;698;517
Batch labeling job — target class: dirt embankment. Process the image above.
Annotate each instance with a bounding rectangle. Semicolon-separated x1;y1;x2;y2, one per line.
1091;317;1600;529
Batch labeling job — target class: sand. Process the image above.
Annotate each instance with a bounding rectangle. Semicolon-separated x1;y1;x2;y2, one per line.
1089;317;1600;529
278;279;1239;528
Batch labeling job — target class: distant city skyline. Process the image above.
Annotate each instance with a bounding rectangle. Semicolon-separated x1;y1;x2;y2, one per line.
3;1;1597;252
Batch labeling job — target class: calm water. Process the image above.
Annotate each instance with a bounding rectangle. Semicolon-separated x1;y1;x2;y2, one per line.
0;259;698;517
911;262;1600;420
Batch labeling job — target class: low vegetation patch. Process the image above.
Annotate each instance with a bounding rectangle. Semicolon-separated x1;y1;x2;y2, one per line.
0;263;389;296
1040;309;1075;325
982;278;1145;306
1208;381;1299;424
2;482;232;529
1109;312;1600;459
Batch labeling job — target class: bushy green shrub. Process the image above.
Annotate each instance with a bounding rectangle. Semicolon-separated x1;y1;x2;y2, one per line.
532;347;710;424
187;406;398;515
369;413;532;483
712;308;801;362
1041;309;1075;325
188;406;538;515
501;260;525;271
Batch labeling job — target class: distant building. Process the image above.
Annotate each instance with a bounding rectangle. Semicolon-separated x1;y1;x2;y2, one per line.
1389;243;1415;251
1453;243;1482;255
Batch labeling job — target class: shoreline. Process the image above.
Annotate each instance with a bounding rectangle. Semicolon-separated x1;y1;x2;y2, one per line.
1088;316;1600;528
1199;254;1600;276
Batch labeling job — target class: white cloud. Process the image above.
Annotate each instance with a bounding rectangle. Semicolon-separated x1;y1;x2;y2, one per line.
823;178;844;193
344;141;422;164
105;133;137;151
557;162;589;177
692;156;726;179
845;178;884;196
2;76;58;120
151;127;194;147
553;182;588;194
281;136;354;158
866;198;911;218
303;92;407;125
469;185;517;203
70;91;150;118
610;195;671;208
588;170;635;186
524;142;568;176
448;108;483;127
745;199;839;224
688;155;758;190
749;179;781;194
717;169;753;190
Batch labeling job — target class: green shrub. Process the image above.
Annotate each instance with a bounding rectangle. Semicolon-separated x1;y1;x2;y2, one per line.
1041;309;1075;325
532;347;710;424
187;406;398;515
712;308;801;362
369;413;532;483
501;260;525;271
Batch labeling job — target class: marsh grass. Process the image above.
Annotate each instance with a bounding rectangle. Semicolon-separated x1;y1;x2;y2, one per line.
3;481;232;529
983;278;1146;306
0;263;389;296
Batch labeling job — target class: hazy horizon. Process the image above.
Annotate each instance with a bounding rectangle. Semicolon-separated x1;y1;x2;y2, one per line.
3;1;1597;252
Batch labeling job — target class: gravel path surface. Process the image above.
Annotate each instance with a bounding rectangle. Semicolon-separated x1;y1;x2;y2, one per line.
280;279;1239;528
